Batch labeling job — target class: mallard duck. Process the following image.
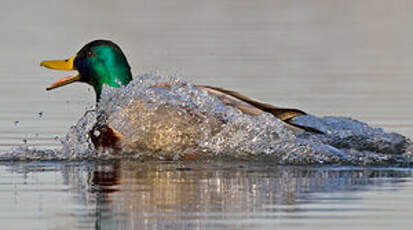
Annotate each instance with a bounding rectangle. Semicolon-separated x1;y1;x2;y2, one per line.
41;40;321;156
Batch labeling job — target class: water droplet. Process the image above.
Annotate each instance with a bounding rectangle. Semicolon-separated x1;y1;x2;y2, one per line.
38;112;43;118
14;121;20;127
115;78;123;87
22;139;27;144
93;130;100;137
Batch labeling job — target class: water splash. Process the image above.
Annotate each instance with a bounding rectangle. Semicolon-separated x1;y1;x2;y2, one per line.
2;73;413;165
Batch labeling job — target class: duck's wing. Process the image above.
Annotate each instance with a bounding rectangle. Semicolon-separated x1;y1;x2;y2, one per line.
196;85;323;134
195;85;305;119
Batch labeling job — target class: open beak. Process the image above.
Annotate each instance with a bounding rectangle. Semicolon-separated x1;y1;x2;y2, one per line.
40;56;81;90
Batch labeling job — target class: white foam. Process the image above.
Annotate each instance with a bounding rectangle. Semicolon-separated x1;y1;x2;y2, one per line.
2;73;413;165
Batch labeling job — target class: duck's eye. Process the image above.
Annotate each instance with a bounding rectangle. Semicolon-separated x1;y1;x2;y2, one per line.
86;51;96;58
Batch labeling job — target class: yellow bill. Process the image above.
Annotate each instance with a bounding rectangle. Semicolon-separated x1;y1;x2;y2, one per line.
40;56;81;90
46;74;81;90
40;56;75;71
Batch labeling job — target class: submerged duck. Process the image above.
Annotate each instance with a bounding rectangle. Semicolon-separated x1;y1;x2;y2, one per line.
41;40;320;157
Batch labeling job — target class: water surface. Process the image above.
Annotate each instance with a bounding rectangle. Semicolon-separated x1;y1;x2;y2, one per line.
2;0;413;229
1;161;413;229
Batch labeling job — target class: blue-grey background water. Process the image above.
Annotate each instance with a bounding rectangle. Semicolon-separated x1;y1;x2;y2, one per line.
1;0;413;229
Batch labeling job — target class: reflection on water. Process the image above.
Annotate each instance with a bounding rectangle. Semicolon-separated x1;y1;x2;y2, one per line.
2;161;413;229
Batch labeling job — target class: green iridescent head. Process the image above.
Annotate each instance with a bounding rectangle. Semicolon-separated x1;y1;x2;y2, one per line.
40;40;133;101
